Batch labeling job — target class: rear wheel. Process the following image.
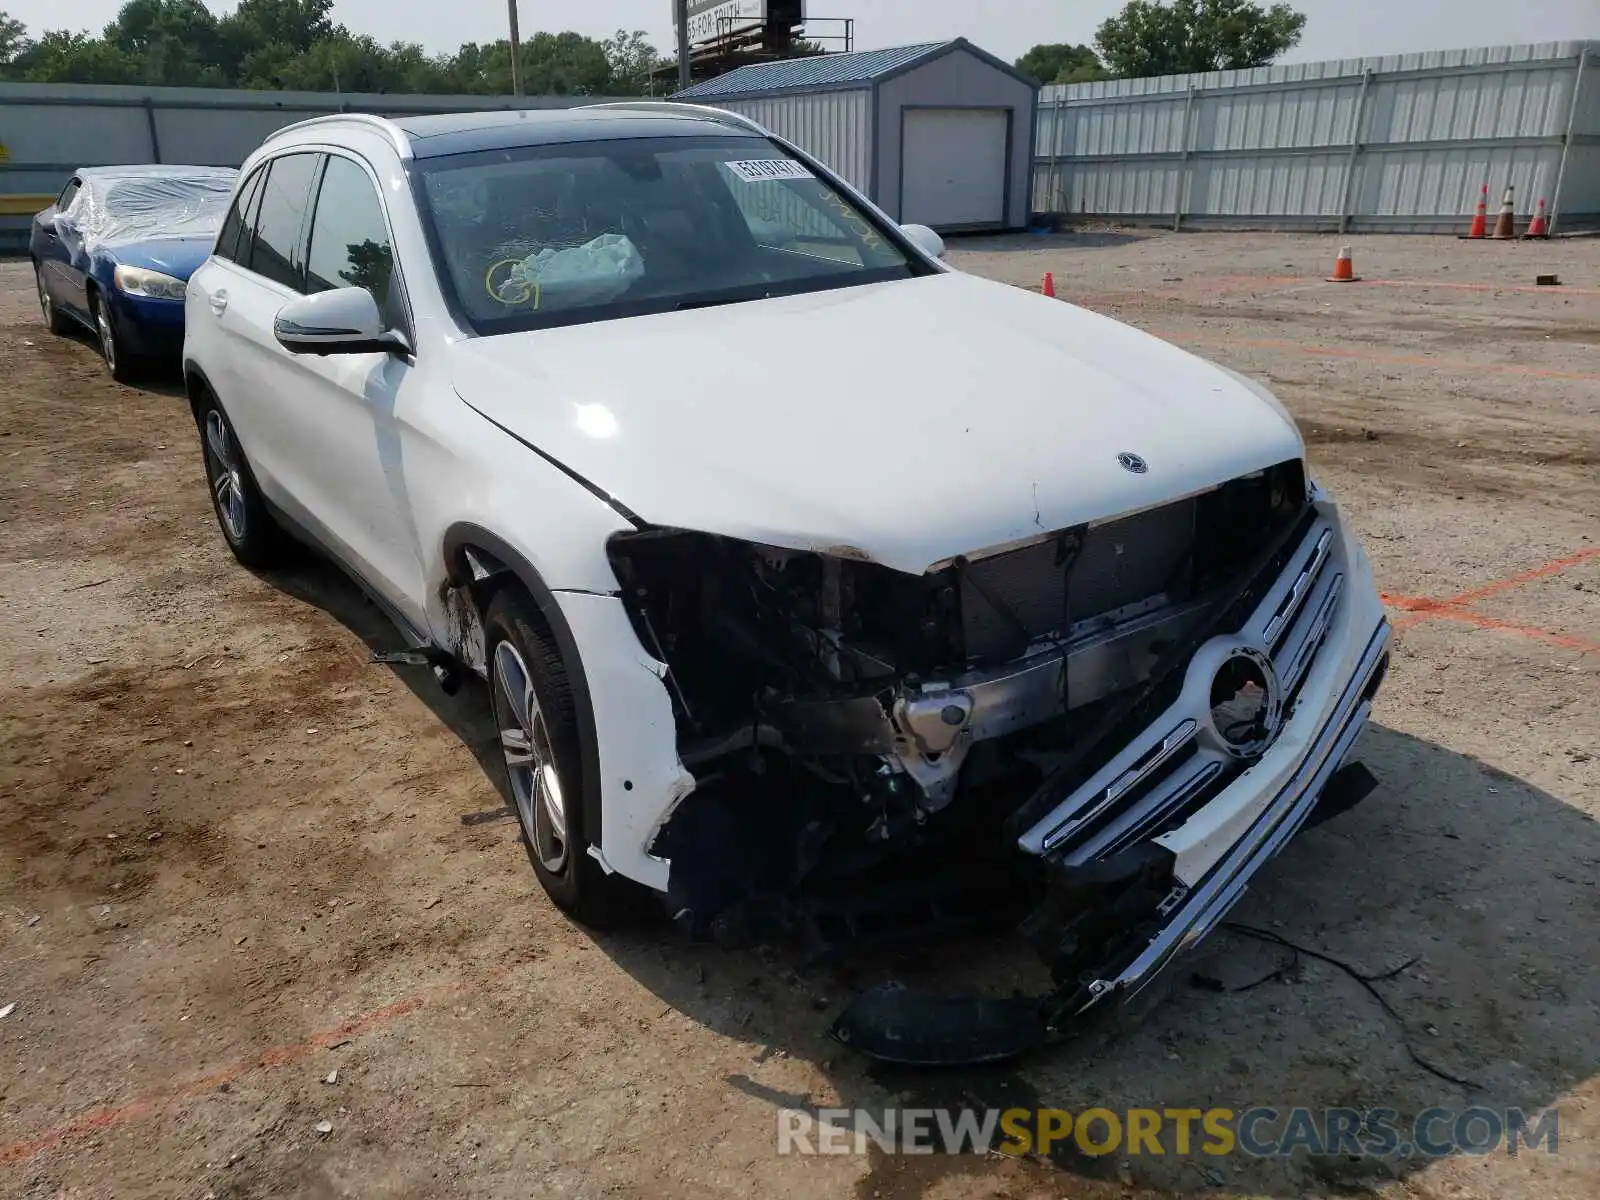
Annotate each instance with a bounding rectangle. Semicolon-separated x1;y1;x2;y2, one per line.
485;588;632;926
195;393;289;568
91;291;140;383
36;266;69;335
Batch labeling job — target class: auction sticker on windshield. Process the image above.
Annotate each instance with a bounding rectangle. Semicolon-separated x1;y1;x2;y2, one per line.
726;159;814;183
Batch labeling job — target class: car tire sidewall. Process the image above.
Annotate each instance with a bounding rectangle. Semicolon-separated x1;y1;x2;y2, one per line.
484;589;621;925
35;266;68;335
91;291;138;383
194;393;285;568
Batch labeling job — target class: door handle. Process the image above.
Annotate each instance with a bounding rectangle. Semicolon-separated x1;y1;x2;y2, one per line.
208;289;229;316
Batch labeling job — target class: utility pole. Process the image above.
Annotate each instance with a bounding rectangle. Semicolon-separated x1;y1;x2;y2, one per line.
507;0;524;96
675;0;691;93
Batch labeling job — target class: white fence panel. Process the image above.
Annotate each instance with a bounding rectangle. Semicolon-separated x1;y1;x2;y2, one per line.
1033;41;1599;234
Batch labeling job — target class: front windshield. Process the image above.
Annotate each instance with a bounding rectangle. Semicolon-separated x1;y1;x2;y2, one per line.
412;134;924;334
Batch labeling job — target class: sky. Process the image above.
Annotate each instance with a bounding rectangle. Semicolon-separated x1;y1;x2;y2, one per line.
5;0;1596;66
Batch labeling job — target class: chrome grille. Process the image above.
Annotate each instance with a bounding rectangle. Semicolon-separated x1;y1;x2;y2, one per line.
1023;513;1346;861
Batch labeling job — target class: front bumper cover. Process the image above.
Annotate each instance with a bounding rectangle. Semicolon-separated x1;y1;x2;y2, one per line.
1070;618;1389;1015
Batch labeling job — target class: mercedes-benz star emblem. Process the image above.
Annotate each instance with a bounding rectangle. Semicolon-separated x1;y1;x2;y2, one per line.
1117;452;1149;474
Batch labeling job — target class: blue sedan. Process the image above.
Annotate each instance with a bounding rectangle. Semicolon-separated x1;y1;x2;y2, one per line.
31;165;237;381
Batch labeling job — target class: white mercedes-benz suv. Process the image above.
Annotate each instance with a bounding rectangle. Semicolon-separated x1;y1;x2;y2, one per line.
183;104;1389;1061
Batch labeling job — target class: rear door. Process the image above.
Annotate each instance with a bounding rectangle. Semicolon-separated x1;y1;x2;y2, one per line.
194;152;322;501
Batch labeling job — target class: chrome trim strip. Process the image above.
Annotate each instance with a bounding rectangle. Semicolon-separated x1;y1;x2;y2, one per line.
1076;619;1390;1011
1263;528;1334;646
1067;757;1225;865
1282;574;1344;696
1044;719;1199;852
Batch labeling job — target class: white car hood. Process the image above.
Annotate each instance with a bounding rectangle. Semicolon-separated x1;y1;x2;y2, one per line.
451;271;1303;576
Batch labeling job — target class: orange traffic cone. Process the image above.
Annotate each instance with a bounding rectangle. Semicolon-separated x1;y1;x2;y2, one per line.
1042;271;1056;298
1525;198;1550;239
1491;185;1516;239
1327;245;1360;283
1464;184;1489;239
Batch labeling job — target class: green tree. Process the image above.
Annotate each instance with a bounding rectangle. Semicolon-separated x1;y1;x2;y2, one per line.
0;9;32;73
1095;0;1306;78
217;0;333;80
602;29;658;95
269;32;451;92
103;0;226;85
1015;43;1108;85
442;31;612;95
17;29;140;84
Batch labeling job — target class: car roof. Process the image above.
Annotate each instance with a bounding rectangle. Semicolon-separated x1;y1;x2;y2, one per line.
377;107;765;160
75;164;236;182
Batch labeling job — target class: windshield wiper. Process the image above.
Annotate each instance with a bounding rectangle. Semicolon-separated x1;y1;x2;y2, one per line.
674;293;766;311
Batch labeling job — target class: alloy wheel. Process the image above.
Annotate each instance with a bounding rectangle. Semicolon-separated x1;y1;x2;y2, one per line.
491;640;569;874
203;409;248;542
37;273;51;327
95;301;117;372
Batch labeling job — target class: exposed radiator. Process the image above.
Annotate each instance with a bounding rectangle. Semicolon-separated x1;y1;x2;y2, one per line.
961;499;1197;661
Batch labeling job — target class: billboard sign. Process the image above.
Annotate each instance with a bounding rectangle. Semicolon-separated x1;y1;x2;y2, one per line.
676;0;794;47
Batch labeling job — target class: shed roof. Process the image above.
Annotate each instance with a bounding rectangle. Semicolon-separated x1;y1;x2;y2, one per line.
674;37;1037;101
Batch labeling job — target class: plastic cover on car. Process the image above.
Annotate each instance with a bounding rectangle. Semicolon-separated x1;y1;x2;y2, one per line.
55;166;239;256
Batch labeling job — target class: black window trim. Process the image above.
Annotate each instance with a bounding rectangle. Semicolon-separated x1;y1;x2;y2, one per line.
225;150;322;295
56;177;81;209
303;147;416;351
215;164;266;264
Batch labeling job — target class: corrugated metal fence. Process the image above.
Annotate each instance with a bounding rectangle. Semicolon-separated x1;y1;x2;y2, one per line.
1034;41;1600;234
0;81;616;251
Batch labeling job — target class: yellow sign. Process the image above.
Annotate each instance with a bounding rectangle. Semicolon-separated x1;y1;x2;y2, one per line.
0;143;10;162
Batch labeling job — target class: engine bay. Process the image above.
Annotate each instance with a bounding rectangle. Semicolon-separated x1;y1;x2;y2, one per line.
607;460;1309;954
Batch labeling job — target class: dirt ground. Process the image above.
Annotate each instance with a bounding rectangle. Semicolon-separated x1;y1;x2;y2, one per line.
1;231;1596;1200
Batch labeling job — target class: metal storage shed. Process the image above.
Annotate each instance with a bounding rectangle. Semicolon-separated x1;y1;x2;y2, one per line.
674;39;1039;232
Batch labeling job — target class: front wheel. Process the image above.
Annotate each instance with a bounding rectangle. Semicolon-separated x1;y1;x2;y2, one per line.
91;292;140;383
485;588;633;927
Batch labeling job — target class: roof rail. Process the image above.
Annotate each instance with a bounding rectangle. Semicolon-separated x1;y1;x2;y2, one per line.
581;100;770;136
261;112;411;158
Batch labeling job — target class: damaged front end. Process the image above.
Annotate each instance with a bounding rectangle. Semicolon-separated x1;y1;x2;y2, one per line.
610;460;1388;1060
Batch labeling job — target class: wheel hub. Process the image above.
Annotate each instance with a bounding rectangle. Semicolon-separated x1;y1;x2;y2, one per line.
492;640;568;874
203;410;248;541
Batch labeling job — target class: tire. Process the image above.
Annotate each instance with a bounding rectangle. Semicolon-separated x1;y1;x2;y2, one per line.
193;391;290;569
90;290;141;383
35;265;70;335
485;587;633;927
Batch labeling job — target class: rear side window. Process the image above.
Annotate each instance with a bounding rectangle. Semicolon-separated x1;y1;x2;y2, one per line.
245;153;320;291
305;156;394;305
214;168;264;264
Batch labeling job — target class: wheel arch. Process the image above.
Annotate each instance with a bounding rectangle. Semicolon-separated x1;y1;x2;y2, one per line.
183;360;218;418
442;522;605;855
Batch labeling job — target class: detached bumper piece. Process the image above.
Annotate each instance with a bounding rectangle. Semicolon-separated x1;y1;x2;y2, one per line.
831;621;1390;1066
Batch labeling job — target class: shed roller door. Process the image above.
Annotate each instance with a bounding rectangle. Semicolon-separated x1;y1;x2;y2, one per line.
901;108;1009;229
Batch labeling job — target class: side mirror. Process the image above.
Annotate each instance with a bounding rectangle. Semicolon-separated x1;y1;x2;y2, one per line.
274;287;407;356
900;223;946;260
